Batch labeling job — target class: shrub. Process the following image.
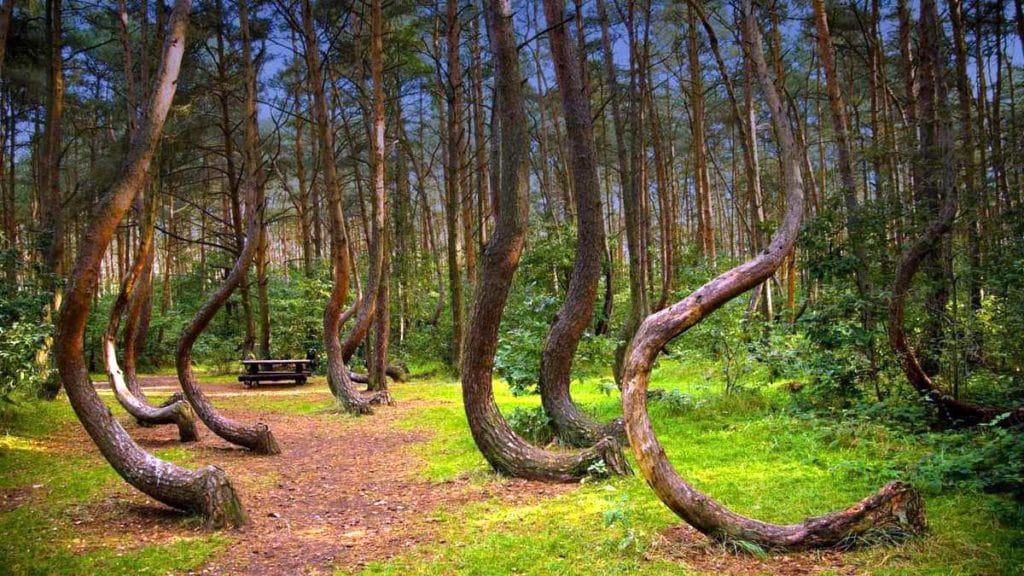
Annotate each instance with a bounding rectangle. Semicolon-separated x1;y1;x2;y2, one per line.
0;321;50;399
506;406;555;445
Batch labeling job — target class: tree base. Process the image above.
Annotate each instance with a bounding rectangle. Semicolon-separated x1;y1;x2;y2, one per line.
365;389;394;406
593;437;632;477
196;466;249;529
174;403;199;442
252;424;281;455
707;481;926;551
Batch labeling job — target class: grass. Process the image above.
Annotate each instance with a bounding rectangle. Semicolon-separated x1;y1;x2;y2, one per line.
1;364;1021;575
0;395;223;575
360;365;1024;575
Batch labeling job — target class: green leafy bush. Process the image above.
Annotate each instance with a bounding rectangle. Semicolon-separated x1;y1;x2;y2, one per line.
0;321;50;399
911;422;1024;499
505;406;555;445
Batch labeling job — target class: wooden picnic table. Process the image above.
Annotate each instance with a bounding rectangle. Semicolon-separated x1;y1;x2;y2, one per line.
239;359;313;387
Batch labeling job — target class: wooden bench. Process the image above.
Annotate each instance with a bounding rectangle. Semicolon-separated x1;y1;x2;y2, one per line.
239;359;313;388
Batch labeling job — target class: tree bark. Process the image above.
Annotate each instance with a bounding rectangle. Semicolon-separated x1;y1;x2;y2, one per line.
538;0;624;447
596;0;647;385
173;0;281;456
105;189;197;441
364;0;393;400
301;0;377;414
688;7;715;266
237;0;271;360
37;0;65;400
444;0;465;373
460;0;630;482
620;3;925;549
54;0;248;528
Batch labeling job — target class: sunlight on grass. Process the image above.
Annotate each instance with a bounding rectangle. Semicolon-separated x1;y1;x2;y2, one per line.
2;367;1021;575
357;373;1024;575
0;398;224;576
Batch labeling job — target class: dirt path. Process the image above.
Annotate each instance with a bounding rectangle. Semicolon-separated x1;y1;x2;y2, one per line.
74;377;572;575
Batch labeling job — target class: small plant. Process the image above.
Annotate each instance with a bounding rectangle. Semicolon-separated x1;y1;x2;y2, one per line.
506;406;555;445
652;388;703;416
586;459;609;479
602;494;642;553
597;379;617;396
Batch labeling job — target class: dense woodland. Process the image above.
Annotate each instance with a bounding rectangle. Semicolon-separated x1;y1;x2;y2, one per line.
0;0;1023;571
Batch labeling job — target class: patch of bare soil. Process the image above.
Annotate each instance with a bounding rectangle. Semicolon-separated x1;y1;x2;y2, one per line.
0;485;43;512
650;524;856;576
64;378;573;575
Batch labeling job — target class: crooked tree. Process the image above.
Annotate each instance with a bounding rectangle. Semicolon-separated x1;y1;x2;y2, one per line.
174;0;280;455
538;0;624;447
459;0;630;482
618;0;926;549
54;0;248;528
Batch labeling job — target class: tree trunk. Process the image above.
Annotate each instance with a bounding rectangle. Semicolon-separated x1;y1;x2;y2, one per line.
946;0;982;313
538;0;625;447
596;0;647;384
888;0;1023;428
174;0;281;455
444;0;465;373
37;0;65;400
460;0;630;482
105;189;197;441
688;6;715;266
364;0;393;399
54;0;248;528
620;4;925;549
301;0;377;414
237;0;270;360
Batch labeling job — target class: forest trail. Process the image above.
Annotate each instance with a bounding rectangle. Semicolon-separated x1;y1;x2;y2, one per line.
76;377;573;575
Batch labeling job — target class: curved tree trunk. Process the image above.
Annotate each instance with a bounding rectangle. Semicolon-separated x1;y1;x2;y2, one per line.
54;0;247;528
301;0;378;415
888;0;1023;428
175;182;279;453
538;0;624;447
123;226;155;399
619;3;925;550
174;0;280;455
460;0;630;483
887;193;1020;426
105;189;196;441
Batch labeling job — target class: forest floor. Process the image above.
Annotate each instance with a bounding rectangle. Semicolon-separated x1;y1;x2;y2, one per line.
1;365;1022;575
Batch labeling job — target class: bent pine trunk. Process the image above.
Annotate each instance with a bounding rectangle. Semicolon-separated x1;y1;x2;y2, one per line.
538;0;624;447
619;3;924;550
54;0;247;528
459;0;630;482
175;179;280;454
105;190;196;441
301;0;378;414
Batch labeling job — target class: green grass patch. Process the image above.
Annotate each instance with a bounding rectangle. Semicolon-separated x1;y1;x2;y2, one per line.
0;398;224;576
360;368;1024;575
